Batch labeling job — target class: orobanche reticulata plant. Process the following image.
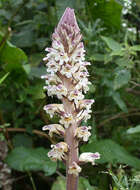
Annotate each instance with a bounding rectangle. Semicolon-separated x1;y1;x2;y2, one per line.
41;7;100;190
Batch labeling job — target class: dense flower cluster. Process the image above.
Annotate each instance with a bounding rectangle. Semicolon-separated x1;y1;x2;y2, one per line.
42;7;100;177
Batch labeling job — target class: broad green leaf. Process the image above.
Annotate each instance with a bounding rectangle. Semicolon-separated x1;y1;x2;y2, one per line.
127;125;140;134
114;69;131;90
51;177;95;190
0;33;28;71
0;72;9;84
6;147;57;176
101;36;122;51
81;139;140;169
86;0;122;30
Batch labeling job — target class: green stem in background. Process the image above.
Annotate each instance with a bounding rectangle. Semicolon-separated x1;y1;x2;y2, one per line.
27;171;37;190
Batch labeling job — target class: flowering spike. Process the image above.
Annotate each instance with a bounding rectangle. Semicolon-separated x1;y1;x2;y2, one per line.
42;7;100;190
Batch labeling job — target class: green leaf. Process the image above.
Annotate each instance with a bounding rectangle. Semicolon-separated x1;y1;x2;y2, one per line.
112;91;128;112
115;58;134;69
86;0;122;30
0;33;28;72
130;45;140;51
81;139;140;169
127;125;140;134
6;147;57;176
114;69;131;90
51;176;95;190
0;72;9;84
22;64;31;74
101;36;122;51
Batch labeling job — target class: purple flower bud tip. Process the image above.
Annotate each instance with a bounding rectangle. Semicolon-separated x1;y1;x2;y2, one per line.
57;7;80;32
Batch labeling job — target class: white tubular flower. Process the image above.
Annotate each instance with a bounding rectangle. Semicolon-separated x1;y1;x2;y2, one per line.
75;126;91;142
44;85;56;97
59;113;73;128
43;104;64;118
56;84;67;99
42;74;61;85
42;124;65;137
78;99;95;111
76;109;91;122
79;152;100;165
68;89;84;106
68;162;82;176
48;142;68;161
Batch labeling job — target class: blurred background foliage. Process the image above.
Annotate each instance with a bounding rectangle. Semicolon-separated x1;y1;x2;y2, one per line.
0;0;140;189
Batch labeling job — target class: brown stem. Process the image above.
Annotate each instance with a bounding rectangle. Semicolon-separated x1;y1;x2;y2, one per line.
97;108;140;128
65;123;79;190
62;97;79;190
0;128;55;144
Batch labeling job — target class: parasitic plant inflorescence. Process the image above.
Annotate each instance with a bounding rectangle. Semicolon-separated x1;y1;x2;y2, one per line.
41;7;100;190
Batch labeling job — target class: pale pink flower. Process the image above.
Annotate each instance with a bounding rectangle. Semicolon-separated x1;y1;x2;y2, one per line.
79;152;100;165
42;124;65;137
43;104;64;118
48;142;68;161
75;126;91;142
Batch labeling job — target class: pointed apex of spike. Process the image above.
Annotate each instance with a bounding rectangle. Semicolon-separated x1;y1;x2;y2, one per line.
57;7;80;31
